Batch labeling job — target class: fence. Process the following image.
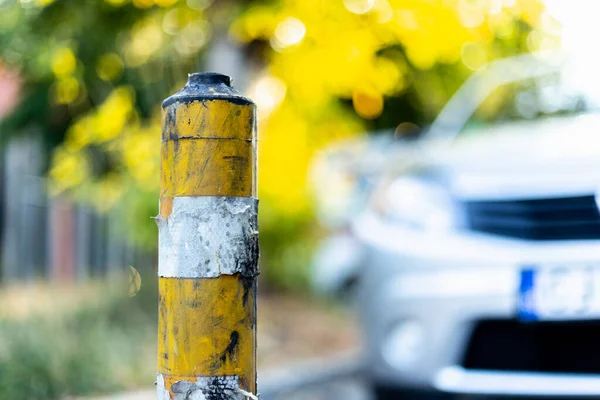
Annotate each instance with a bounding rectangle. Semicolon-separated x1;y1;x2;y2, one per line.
0;134;152;283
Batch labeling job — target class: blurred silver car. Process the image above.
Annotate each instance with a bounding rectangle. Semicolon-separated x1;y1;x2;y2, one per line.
313;53;600;398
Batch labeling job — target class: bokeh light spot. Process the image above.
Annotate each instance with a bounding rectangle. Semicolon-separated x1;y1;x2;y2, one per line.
19;0;35;8
49;148;88;193
461;42;487;71
175;21;208;55
352;89;383;119
458;0;484;28
162;8;181;35
249;75;287;120
51;48;77;78
272;17;305;49
128;266;142;297
154;0;178;7
35;0;56;7
394;122;420;139
187;0;212;10
132;0;153;8
344;0;374;15
96;53;124;82
125;21;163;66
51;77;80;104
374;0;393;23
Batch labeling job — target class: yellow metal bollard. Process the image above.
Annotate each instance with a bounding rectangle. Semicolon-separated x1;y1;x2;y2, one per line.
156;72;258;400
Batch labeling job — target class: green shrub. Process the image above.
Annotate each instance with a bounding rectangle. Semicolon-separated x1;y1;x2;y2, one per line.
0;273;157;399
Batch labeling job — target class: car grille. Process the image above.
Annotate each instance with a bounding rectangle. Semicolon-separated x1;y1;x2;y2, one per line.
462;319;600;373
464;195;600;240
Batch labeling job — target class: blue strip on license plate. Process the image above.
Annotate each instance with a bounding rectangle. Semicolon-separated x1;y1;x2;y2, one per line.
518;268;537;321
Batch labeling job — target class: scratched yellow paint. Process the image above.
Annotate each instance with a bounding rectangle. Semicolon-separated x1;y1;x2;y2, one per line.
163;100;254;141
158;275;256;392
160;138;254;197
159;197;173;219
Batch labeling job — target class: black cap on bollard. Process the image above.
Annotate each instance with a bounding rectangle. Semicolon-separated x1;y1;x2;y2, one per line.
162;72;253;108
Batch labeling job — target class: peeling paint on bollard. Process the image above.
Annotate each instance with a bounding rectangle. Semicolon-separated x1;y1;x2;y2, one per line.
157;72;258;399
157;197;258;279
157;373;248;400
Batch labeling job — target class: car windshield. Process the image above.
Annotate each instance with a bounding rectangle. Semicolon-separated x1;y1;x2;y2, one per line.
424;50;600;144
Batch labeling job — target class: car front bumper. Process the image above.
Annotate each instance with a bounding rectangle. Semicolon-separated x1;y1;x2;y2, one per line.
435;367;600;397
354;210;600;397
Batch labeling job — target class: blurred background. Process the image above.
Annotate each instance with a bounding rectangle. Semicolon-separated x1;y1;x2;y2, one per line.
3;0;599;399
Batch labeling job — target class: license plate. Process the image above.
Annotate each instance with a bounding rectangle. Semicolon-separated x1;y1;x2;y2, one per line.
519;266;600;321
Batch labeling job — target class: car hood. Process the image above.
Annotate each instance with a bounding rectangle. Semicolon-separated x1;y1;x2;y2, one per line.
428;113;600;199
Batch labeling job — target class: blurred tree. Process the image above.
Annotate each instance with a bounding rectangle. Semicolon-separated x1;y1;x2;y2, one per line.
233;0;560;223
0;0;559;288
0;0;224;247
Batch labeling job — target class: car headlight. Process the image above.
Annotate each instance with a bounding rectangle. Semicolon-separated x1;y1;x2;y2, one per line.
378;176;459;231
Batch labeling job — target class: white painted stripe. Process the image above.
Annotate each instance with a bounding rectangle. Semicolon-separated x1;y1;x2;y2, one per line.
157;373;247;399
157;197;258;278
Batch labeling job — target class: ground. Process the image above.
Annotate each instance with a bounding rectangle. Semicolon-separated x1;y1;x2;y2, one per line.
72;293;360;399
